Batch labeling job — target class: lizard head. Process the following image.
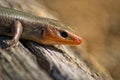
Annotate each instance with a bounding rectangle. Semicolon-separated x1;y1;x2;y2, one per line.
34;25;83;45
28;18;83;45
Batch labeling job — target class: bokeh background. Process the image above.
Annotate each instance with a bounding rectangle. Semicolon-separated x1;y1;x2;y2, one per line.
42;0;120;80
0;0;119;80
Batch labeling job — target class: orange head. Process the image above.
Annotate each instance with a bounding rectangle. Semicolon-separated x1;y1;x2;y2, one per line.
32;26;83;45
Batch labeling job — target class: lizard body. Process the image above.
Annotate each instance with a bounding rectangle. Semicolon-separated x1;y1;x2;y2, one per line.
0;6;83;46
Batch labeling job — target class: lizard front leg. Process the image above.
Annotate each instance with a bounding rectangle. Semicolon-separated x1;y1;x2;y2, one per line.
8;20;23;48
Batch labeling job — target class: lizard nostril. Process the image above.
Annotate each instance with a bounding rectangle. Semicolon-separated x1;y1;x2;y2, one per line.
60;31;68;38
76;37;83;44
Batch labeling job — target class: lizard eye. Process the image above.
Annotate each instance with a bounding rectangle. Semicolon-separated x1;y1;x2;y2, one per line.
60;31;68;38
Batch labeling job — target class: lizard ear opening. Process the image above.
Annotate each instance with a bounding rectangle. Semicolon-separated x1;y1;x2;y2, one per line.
40;29;44;36
60;31;68;38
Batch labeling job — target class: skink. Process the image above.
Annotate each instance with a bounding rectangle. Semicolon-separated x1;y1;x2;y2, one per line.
0;6;83;47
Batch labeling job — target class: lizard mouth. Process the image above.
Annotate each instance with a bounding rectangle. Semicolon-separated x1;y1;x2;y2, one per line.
40;35;83;45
